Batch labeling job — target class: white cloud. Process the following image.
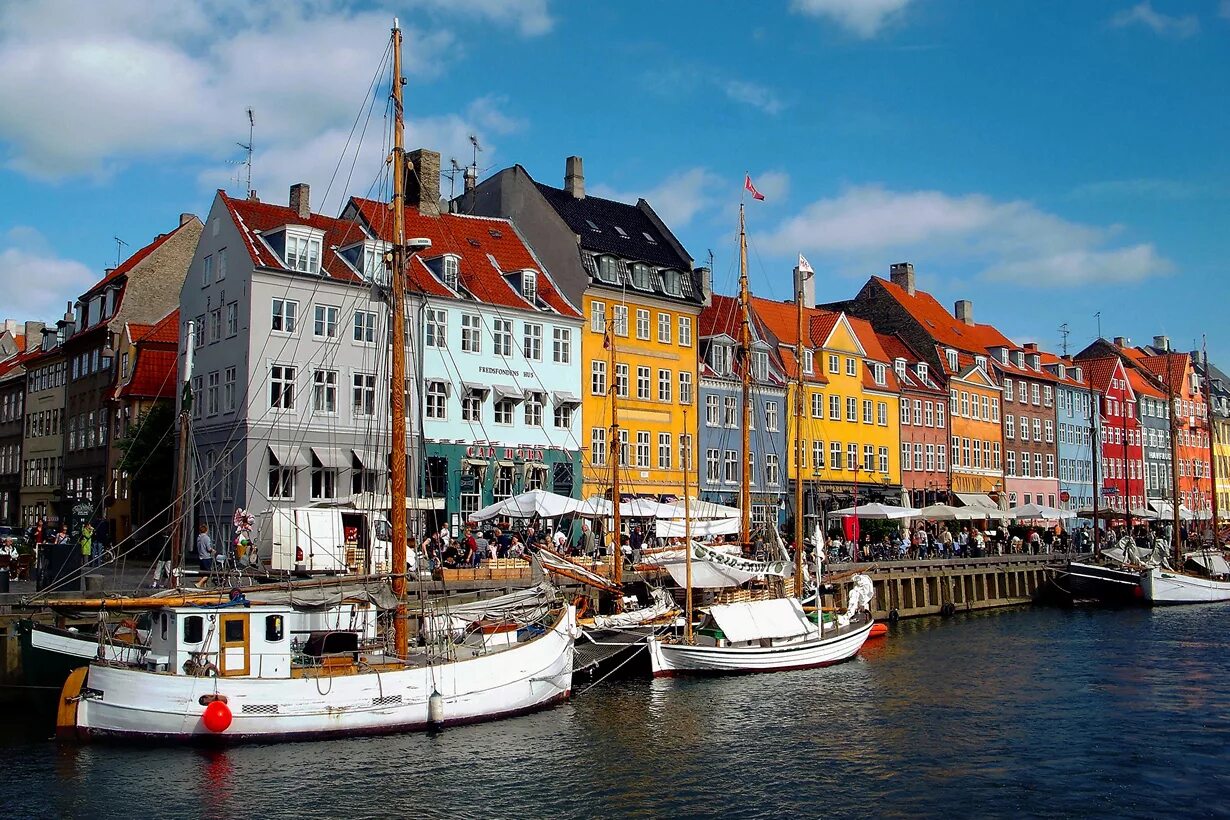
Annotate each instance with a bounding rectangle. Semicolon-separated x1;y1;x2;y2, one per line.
0;0;537;180
591;168;725;229
751;171;791;202
722;80;785;115
758;184;1173;286
789;0;914;38
1109;2;1200;37
0;227;96;320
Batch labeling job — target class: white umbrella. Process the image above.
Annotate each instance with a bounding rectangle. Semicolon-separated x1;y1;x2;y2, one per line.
917;503;982;521
468;489;591;522
1008;502;1077;521
826;502;920;520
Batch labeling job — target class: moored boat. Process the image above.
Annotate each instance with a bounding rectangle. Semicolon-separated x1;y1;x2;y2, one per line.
1140;561;1230;605
1048;560;1145;606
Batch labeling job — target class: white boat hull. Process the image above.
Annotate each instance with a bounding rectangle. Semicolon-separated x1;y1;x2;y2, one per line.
1141;567;1230;605
29;623;149;666
60;607;576;743
646;616;874;677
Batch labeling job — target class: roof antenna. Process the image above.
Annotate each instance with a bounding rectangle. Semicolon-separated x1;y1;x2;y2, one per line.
113;236;128;267
468;134;483;180
237;108;255;197
1094;311;1102;340
445;158;463;199
1059;322;1070;356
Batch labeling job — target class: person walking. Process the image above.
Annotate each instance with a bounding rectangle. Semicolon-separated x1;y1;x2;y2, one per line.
195;523;215;572
79;522;94;568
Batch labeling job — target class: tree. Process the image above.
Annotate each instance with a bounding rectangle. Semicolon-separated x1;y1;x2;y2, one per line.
116;400;176;549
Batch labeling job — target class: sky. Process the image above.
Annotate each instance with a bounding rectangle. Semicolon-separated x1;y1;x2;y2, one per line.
0;0;1227;362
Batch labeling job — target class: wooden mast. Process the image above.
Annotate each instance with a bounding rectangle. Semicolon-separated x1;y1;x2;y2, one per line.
793;261;808;593
1167;355;1182;567
169;319;195;582
738;204;752;548
683;408;693;643
1204;341;1220;534
608;324;622;597
389;20;410;658
1090;370;1101;549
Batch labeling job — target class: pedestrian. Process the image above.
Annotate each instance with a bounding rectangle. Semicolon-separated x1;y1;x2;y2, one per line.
582;523;596;559
79;522;94;568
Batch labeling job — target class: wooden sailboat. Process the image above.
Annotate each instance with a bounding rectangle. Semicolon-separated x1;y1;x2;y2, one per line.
55;21;576;743
645;203;875;677
1142;346;1230;604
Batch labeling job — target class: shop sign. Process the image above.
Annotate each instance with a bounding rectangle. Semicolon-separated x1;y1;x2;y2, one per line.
465;445;547;462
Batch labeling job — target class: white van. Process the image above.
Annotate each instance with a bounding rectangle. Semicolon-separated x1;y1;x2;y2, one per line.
260;507;392;574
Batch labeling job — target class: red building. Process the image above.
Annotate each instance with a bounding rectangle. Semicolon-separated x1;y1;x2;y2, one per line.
1137;346;1211;516
1086;357;1145;514
878;332;949;507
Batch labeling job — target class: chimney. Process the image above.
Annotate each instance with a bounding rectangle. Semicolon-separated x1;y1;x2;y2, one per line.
464;165;477;195
954;299;974;326
1023;342;1038;352
64;301;73;323
407;149;441;217
1153;335;1170;351
24;321;44;352
795;263;816;309
697;266;712;308
289;183;311;219
889;262;915;295
1114;336;1129;348
564;155;585;199
248;189;259;202
179;212;195;227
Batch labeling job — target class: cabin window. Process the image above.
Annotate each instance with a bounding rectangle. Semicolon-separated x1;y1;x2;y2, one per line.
160;612;169;640
224;618;246;643
266;615;285;642
183;615;204;643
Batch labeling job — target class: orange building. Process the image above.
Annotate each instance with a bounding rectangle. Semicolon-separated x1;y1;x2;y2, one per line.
941;348;1005;500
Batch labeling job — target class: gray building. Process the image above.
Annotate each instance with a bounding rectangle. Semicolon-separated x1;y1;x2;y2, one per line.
20;320;69;528
181;185;422;547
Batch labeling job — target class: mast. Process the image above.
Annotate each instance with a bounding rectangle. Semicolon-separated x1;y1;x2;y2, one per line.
683;409;693;644
1204;341;1220;534
793;261;807;593
608;324;622;596
1167;356;1182;566
1123;385;1132;534
1090;374;1100;550
738;204;752;548
170;319;196;582
389;20;409;658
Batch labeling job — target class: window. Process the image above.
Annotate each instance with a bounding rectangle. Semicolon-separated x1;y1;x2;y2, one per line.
803;349;814;374
950;389;958;414
443;255;460;290
961;391;970;417
1019;381;1028;403
992;442;1001;470
286;234;322;273
935;402;946;429
1046;453;1055;478
831;441;843;470
632;264;653;290
352;373;376;416
903;442;912;472
706;395;719;426
636;431;650;468
523;323;543;361
224;367;236;411
658;313;671;344
524;392;543;427
206;372;219;415
552;327;571;363
766;454;781;485
494;398;514;425
658;369;672;402
849;443;860;472
991;398;999;423
946;349;958;371
913;400;923;426
612;305;628;337
1032;418;1042;441
1044;386;1053;407
679;372;693;405
1006;451;1016;476
1006;414;1015;439
270;365;296;409
1031;383;1040;405
310;455;337;501
813;441;825;471
591;301;606;333
425;309;447;348
901;401;911;425
353;310;377;343
678;316;692;347
878;446;888;474
461;314;481;353
635;365;648;400
830;394;841;420
313;305;339;339
812;393;824;418
828;354;840;374
1045;420;1054;443
1003;378;1013;402
846;358;857;377
962;437;971;467
521;270;537;302
272;299;297;333
185;615;205;644
553;403;573;429
493;465;514;502
753;351;770;380
711;343;733;375
863;399;873;424
1020;451;1031;477
846;397;857;422
706;449;720;483
765;401;779;432
876;401;887;426
724;396;738;427
938;445;947;471
724;450;739;483
425;382;447;420
635;309;650;339
980;396;989;420
658;432;672;469
925;444;935;471
591;428;607;467
492;318;512;356
591;360;606;395
463;389;483;422
923;401;933;427
1034;453;1043;477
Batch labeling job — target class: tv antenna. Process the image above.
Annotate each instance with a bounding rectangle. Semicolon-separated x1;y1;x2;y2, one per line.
237;108;255;196
444;158;463;199
113;236;128;267
1093;311;1102;340
1059;322;1070;356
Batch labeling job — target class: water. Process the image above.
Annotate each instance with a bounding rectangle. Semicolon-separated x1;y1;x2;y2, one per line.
6;605;1230;819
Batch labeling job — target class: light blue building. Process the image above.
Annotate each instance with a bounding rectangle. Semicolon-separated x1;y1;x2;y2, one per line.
1045;356;1096;513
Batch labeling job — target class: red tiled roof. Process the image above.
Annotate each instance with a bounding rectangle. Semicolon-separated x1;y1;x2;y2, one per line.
1083;357;1122;394
126;323;153;344
1036;350;1088;387
350;197;580;318
1125;366;1165;399
118;348;177;400
139;309;179;345
83;226;183;297
1138;352;1189;394
699;294;742;339
873;275;1015;352
222;190;368;284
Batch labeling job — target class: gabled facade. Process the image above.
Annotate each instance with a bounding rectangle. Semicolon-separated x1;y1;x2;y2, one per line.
1079;356;1145;514
697;295;787;524
879;333;949;507
1040;353;1096;513
1137;341;1211;517
1192;353;1230;519
0;350;30;525
941;348;1004;498
348;150;584;527
991;343;1059;509
458;156;702;501
20;322;69;527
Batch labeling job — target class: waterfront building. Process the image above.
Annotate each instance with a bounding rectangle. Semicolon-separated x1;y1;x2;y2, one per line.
182;185;407;539
1192;355;1230;518
0;347;30;526
459;156;703;500
109;308;179;541
991;343;1060;510
1137;339;1211;516
20;322;69;527
697;294;787;526
1080;356;1145;514
65;215;201;538
1039;353;1096;513
347;149;585;529
878;333;949;508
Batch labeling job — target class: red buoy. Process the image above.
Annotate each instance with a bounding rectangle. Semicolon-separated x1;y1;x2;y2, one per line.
868;623;889;639
203;699;232;733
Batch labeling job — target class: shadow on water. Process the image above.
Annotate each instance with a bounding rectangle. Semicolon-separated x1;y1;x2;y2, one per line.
6;604;1230;819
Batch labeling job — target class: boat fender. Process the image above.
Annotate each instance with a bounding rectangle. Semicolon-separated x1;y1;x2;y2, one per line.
940;602;956;617
887;609;900;623
198;694;229;706
202;700;232;733
428;690;444;728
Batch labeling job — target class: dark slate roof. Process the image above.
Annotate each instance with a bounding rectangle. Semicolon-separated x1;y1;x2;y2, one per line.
532;183;691;270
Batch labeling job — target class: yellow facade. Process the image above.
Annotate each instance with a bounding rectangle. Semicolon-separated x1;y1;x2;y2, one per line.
581;292;701;498
790;316;901;491
1213;416;1230;520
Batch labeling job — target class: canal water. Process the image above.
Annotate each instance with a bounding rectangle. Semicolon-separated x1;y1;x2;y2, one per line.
5;604;1229;819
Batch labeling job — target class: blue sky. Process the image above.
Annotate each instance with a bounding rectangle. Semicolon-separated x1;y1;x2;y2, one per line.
1;0;1227;361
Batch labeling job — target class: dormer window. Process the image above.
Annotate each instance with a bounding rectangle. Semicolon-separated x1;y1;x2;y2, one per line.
753;350;769;380
585;219;602;233
873;363;886;385
521;270;538;303
1057;364;1066;380
285;231;323;274
975;355;987;370
946;348;958;371
596;256;618;284
894;358;906;379
711;343;733;376
804;349;815;375
613;226;629;238
1014;350;1025;367
662;269;681;296
642;232;658;244
917;362;928;381
1074;366;1082;382
443;255;460;291
632;263;653;290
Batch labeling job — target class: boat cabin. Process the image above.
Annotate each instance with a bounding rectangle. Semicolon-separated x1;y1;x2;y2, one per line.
694;599;813;648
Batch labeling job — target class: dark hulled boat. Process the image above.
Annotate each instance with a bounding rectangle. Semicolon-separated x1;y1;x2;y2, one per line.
1046;560;1144;607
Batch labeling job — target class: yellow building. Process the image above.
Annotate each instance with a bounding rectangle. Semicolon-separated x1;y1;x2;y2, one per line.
751;298;902;523
1213;416;1230;521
